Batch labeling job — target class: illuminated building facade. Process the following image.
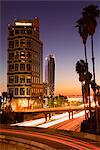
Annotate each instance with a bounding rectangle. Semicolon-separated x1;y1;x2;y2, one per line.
7;18;43;103
45;54;55;96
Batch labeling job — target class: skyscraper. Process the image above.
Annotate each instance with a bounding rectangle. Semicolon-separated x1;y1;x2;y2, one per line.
7;17;43;104
45;54;55;96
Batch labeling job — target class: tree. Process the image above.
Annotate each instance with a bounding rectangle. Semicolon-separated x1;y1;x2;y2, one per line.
76;17;88;72
76;60;86;103
82;5;100;105
2;92;8;102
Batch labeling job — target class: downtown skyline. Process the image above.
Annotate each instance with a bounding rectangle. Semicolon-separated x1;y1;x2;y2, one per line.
0;0;100;96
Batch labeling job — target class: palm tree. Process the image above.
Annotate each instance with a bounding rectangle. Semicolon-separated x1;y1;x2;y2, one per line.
76;60;86;102
76;18;90;106
2;92;8;102
76;17;88;72
82;5;100;105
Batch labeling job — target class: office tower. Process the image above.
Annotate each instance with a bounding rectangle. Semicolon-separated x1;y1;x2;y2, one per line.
7;18;43;104
45;54;55;96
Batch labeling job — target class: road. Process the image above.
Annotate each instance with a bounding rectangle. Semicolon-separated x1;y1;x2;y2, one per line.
12;111;85;129
0;127;100;150
49;116;85;132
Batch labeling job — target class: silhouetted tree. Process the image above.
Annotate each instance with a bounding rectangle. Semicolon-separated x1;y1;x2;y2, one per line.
76;60;86;103
82;5;100;105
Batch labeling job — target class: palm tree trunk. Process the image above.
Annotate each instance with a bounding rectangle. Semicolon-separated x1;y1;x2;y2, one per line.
81;82;87;119
84;44;88;67
91;35;96;106
84;44;91;108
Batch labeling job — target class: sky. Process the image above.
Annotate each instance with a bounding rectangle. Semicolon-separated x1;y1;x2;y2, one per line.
0;0;100;96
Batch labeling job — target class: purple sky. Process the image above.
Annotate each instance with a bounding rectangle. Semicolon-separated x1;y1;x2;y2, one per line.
0;0;100;95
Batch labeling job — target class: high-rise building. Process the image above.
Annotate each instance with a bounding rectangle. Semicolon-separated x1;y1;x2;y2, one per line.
45;54;55;96
7;18;43;103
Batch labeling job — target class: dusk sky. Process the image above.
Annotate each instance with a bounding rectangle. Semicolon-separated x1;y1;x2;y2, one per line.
0;0;100;96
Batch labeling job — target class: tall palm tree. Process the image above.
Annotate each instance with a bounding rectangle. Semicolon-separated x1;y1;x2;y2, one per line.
82;5;100;105
76;18;91;107
76;18;88;70
76;60;87;118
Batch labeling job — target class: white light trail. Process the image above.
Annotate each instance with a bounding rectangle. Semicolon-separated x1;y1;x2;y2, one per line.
37;111;85;128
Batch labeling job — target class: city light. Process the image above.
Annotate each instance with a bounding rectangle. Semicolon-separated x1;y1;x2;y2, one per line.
15;22;32;26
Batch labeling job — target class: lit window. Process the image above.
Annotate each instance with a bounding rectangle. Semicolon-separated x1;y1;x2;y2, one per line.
20;51;25;59
15;88;18;95
20;76;25;83
20;88;25;95
27;76;31;83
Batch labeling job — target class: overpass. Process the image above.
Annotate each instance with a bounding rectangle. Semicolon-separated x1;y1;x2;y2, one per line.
14;106;96;121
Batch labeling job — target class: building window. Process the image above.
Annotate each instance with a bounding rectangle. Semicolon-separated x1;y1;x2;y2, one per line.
15;76;18;83
9;88;13;96
27;76;31;83
9;76;14;83
15;40;19;47
20;39;25;47
26;88;30;95
9;41;14;48
20;76;25;83
20;64;25;71
15;88;18;95
27;64;31;71
15;64;18;71
26;52;31;59
27;30;32;35
9;64;14;71
27;39;31;47
20;51;25;59
15;52;19;59
9;53;14;60
21;30;26;34
15;30;20;34
9;30;14;36
20;88;25;95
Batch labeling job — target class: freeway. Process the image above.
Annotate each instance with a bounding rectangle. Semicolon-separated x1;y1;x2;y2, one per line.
0;127;100;150
49;116;85;132
12;110;85;128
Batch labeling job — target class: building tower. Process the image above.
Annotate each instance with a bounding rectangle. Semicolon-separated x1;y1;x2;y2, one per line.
7;18;43;103
45;54;55;96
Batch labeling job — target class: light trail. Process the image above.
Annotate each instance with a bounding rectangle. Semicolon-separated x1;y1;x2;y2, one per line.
11;112;69;126
37;111;85;128
0;128;99;150
12;110;85;128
